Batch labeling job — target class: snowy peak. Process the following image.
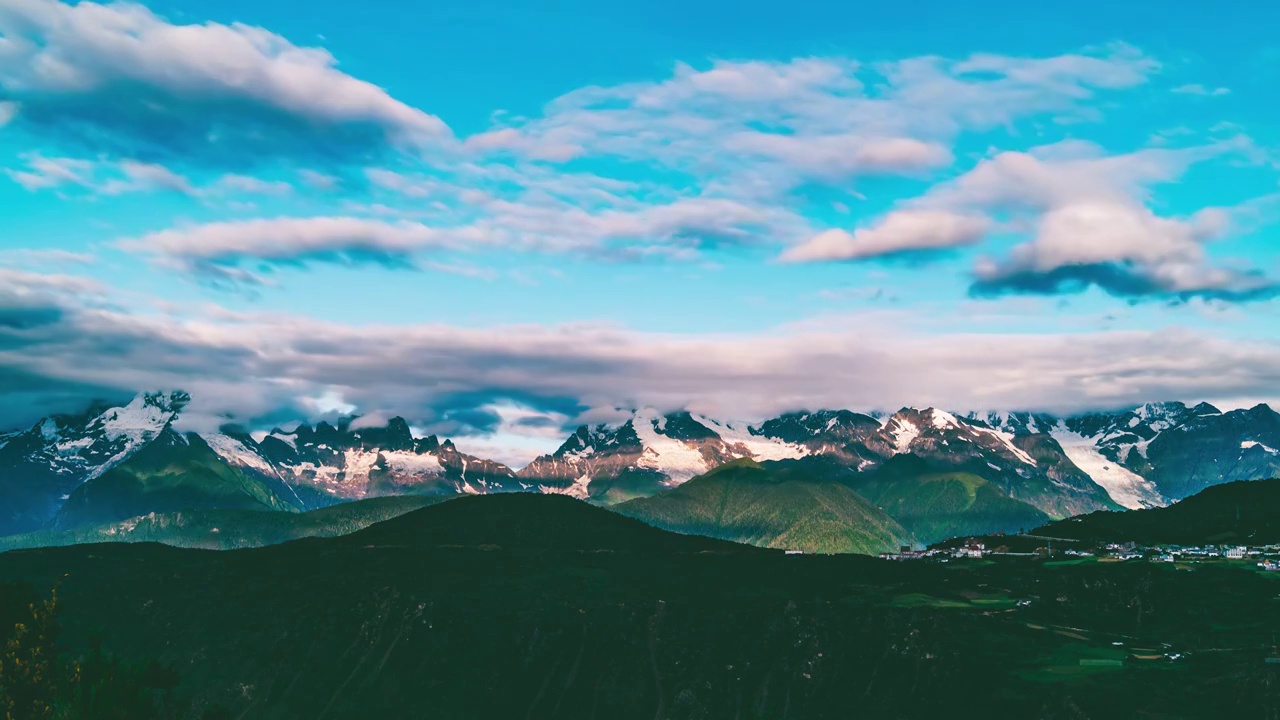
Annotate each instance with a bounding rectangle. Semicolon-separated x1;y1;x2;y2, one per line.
756;410;881;443
24;390;186;481
0;390;192;534
878;408;1036;466
231;415;518;501
519;407;809;499
4;392;1278;537
966;410;1056;436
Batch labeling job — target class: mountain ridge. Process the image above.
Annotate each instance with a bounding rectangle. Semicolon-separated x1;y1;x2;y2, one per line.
2;391;1278;538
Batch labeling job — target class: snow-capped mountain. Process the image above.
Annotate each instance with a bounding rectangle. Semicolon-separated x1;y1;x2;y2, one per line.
518;408;808;503
0;391;523;535
237;417;520;501
0;391;189;534
521;402;1280;515
3;391;1278;537
519;406;1114;516
969;402;1280;510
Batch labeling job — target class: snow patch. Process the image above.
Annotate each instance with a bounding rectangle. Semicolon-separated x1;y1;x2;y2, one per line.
631;408;711;484
381;450;444;475
540;474;593;499
205;434;278;476
888;418;920;453
1051;424;1165;510
692;414;808;462
973;426;1037;466
928;409;961;430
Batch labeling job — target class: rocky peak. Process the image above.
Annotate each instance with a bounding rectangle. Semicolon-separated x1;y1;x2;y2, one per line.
756;410;881;444
1190;402;1222;416
415;435;441;453
350;417;415;452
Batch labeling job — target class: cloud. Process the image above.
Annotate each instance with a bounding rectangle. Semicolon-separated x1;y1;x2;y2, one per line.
1172;84;1231;96
117;216;477;284
781;210;989;262
0;101;16;127
723;133;952;179
0;0;449;168
5;153;299;197
466;46;1157;194
0;249;97;268
212;174;293;195
118;193;789;285
789;138;1275;300
298;169;340;190
971;202;1277;301
1;272;1279;464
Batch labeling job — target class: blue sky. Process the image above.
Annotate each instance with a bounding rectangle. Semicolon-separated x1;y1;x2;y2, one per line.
1;0;1279;465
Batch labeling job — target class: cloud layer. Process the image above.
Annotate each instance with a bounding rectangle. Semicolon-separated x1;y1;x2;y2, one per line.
2;270;1278;464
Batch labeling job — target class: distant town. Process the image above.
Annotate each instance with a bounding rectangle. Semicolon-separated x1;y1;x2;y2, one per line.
881;536;1280;570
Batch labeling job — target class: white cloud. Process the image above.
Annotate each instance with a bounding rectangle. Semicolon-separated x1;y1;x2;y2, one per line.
0;0;449;164
101;160;195;195
212;174;293;195
298;169;340;190
0;249;97;267
117;216;475;281
5;153;299;198
724;133;952;179
4;155;92;190
789;137;1275;299
781;210;989;262
1172;84;1231;97
0;101;17;127
466;46;1157;194
117;192;793;283
6;153;198;195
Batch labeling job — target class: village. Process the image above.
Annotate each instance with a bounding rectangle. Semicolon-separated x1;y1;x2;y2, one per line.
880;537;1280;570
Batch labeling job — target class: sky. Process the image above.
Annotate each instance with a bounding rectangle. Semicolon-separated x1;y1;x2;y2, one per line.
2;0;1280;466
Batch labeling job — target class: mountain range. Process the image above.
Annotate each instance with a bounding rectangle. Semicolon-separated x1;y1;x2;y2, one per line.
1;391;1277;541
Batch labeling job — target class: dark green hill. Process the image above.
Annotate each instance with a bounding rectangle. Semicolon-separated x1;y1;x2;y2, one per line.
614;457;912;554
0;494;456;551
850;455;1050;545
346;491;756;554
2;492;1279;719
1036;477;1280;545
53;431;295;530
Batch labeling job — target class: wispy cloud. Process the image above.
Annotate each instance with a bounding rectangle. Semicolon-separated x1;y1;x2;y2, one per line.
1172;83;1231;96
466;45;1158;196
